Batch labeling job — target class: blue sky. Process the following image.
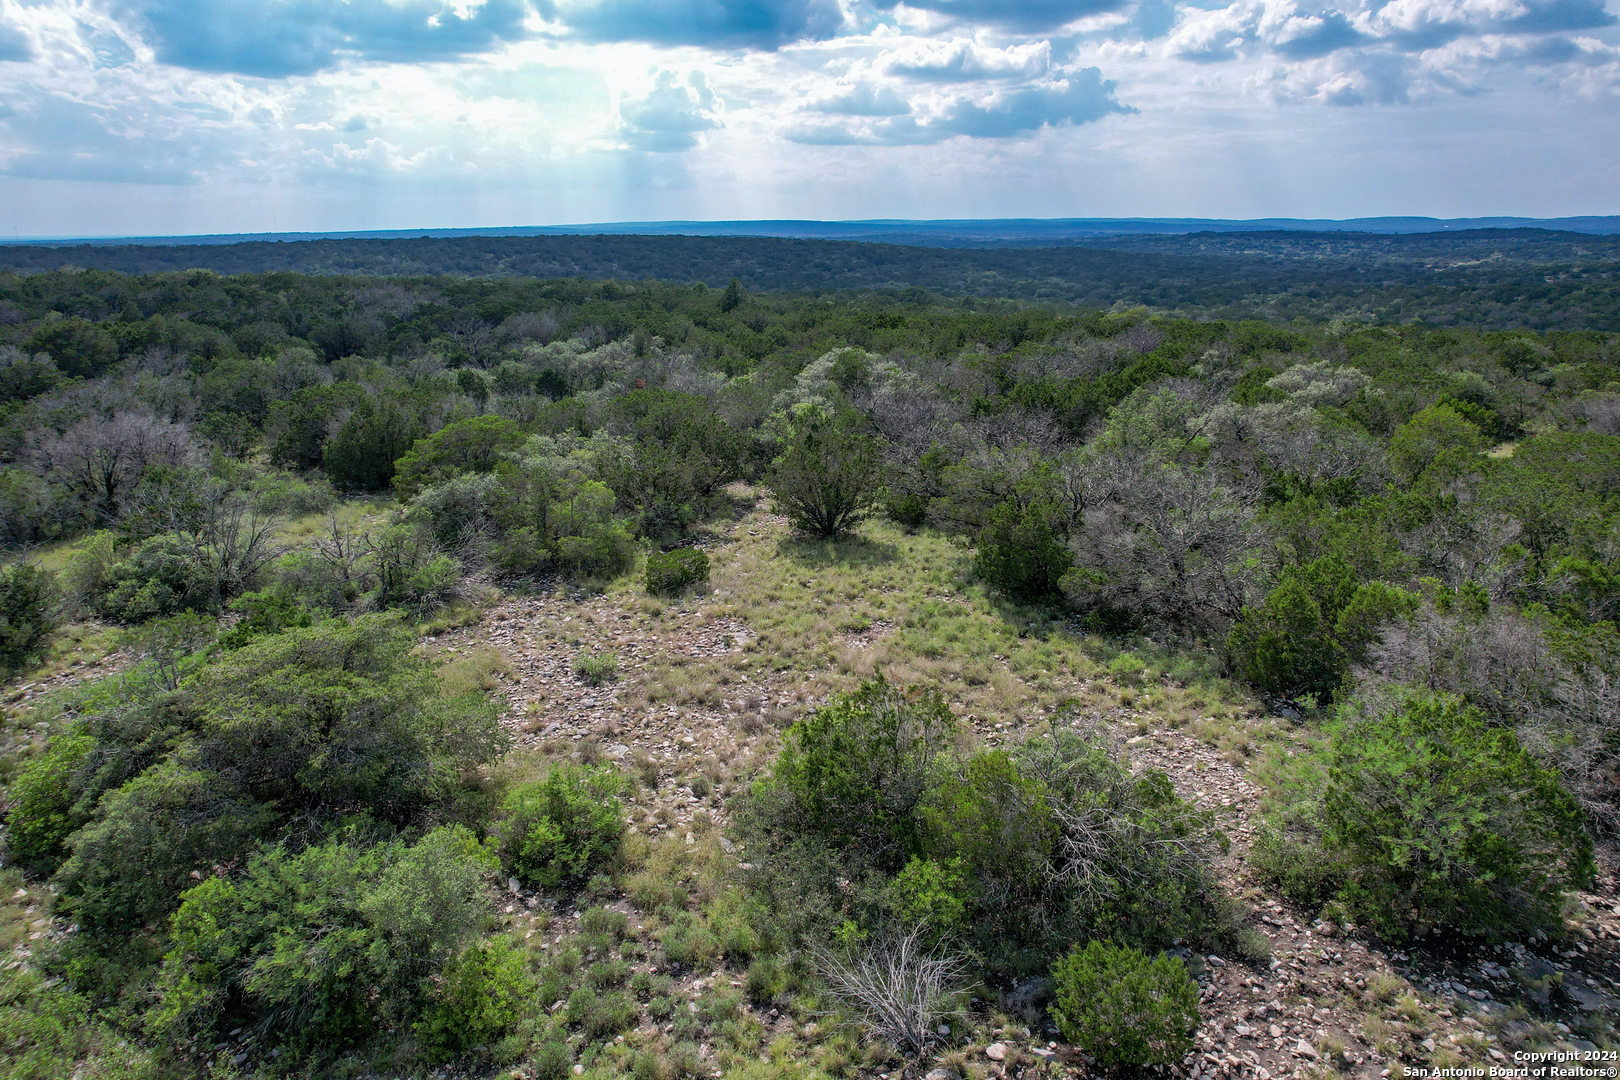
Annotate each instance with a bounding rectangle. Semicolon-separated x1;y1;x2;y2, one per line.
0;0;1614;236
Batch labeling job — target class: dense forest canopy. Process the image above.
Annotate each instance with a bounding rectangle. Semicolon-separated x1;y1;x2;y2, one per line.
0;259;1618;1077
0;227;1616;329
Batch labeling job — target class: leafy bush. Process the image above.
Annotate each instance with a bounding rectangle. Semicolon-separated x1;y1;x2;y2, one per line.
217;588;314;648
496;765;627;889
1227;555;1418;703
738;682;1226;982
532;1040;576;1080
579;906;629;940
155;826;495;1051
415;937;534;1060
754;674;952;869
72;534;221;623
250;470;335;516
767;408;882;538
393;415;525;497
1049;940;1199;1066
574;650;618;686
974;499;1072;601
586;959;630;990
1312;692;1593;938
566;986;639;1039
53;616;506;936
646;547;710;595
550;480;637;578
659;913;721;968
0;561;58;670
4;730;91;872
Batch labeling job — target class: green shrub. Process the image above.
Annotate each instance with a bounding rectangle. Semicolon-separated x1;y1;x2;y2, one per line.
579;906;629;940
415;937;533;1060
646;547;710;595
1226;556;1418;703
565;986;638;1039
1049;941;1199;1066
218;589;314;648
974;499;1072;602
393;415;525;498
574;650;618;686
767;408;882;538
54;616;506;936
75;534;224;623
753;674;953;868
251;470;335;516
496;765;627;889
4;730;91;872
531;1040;575;1080
1315;692;1592;938
586;959;630;990
0;562;59;670
659;913;720;968
154;826;495;1050
744;956;783;1005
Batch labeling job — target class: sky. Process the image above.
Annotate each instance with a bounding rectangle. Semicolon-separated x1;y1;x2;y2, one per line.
0;0;1615;236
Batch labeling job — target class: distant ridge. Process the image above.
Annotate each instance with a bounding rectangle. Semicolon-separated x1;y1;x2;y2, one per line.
11;215;1620;247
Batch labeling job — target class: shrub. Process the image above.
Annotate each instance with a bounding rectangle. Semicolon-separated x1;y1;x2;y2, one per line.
566;986;638;1039
574;650;618;686
251;471;335;516
745;956;783;1005
53;616;507;936
579;906;629;940
415;937;533;1060
1226;556;1418;703
754;674;953;869
154;827;495;1050
814;927;967;1058
767;408;882;538
0;562;59;670
1049;941;1199;1066
646;547;710;595
4;730;91;872
659;914;720;968
586;959;630;990
1316;692;1592;938
974;500;1072;602
496;765;627;889
393;415;525;498
218;589;314;648
77;535;223;623
531;1040;575;1080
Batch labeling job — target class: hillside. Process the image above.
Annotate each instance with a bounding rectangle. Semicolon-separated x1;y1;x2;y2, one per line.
0;274;1616;1079
0;229;1617;329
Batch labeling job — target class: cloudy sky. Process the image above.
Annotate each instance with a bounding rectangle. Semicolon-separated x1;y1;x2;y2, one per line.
0;0;1614;236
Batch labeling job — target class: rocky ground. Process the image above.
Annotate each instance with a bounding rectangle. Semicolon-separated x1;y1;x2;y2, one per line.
434;499;1620;1080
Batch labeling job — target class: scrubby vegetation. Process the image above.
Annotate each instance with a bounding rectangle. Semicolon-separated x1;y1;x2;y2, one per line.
0;264;1616;1077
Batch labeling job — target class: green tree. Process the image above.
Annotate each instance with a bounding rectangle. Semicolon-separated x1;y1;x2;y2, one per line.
392;415;524;498
27;317;118;378
1388;403;1487;484
1318;693;1592;939
974;499;1072;602
767;409;882;539
0;561;59;670
324;397;426;492
1226;555;1417;703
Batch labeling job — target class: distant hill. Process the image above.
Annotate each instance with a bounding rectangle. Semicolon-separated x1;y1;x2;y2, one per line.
12;215;1620;248
1;229;1616;329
